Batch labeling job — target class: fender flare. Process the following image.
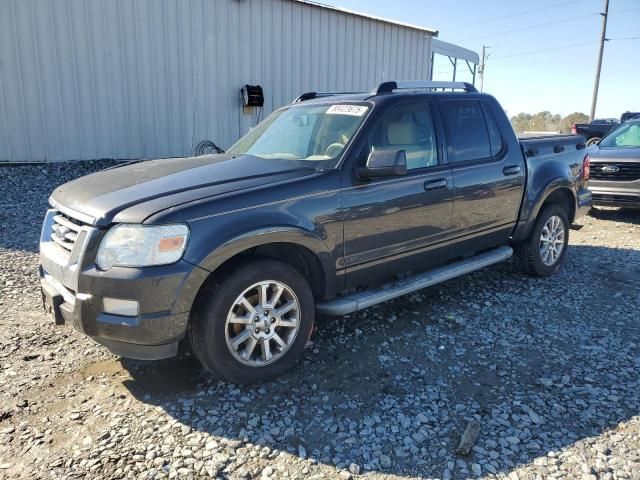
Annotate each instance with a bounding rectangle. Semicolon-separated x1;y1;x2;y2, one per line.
196;226;337;295
513;180;577;242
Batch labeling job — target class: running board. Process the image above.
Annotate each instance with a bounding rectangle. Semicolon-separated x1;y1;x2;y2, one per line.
316;246;513;316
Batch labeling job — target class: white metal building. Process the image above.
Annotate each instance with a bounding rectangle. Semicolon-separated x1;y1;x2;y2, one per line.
0;0;478;163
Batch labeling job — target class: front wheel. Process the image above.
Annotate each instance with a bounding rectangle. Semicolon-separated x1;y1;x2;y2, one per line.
516;204;569;277
586;137;601;146
189;259;315;384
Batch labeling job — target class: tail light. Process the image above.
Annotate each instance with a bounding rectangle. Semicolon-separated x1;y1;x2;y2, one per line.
571;124;577;135
583;154;590;181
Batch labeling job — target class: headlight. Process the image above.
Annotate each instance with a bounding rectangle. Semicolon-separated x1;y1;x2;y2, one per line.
96;224;189;270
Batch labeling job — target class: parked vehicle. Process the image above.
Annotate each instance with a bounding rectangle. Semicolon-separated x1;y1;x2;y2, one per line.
589;118;640;209
620;111;640;123
572;118;618;146
40;81;591;384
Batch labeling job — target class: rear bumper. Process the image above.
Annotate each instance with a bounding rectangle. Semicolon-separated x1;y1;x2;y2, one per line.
576;189;593;219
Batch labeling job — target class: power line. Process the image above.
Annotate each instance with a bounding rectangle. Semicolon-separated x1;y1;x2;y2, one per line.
491;36;638;60
460;12;599;41
492;41;598;60
608;8;640;14
440;0;586;31
610;35;640;41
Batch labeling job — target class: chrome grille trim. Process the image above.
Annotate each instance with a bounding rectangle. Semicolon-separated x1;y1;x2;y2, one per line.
591;162;640;181
49;211;88;253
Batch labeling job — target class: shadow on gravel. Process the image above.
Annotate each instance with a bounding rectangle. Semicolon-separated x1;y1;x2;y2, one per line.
588;207;640;225
117;245;640;479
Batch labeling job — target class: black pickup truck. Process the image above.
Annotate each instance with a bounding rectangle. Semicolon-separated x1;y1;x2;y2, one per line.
40;81;592;384
572;118;618;146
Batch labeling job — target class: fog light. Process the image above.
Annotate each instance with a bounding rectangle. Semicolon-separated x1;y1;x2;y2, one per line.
103;298;139;317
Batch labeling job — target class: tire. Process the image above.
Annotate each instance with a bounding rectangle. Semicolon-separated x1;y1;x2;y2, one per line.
516;204;569;277
586;137;600;146
189;258;315;384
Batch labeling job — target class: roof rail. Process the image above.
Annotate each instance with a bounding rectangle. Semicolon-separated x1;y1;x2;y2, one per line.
293;91;365;103
372;81;478;95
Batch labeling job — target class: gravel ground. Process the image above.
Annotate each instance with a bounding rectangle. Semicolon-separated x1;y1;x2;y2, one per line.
1;161;639;480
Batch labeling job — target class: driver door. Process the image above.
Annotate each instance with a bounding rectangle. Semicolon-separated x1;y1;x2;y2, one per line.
341;101;454;289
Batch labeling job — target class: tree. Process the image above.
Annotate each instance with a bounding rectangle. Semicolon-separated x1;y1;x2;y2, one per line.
510;111;590;134
561;112;590;133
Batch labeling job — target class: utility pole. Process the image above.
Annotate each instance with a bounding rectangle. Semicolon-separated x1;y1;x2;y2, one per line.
479;46;490;92
590;0;609;121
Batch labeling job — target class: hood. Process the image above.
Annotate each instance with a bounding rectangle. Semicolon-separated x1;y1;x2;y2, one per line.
50;155;318;226
589;145;640;162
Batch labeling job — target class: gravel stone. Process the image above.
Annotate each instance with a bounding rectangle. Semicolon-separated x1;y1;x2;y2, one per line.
1;162;639;479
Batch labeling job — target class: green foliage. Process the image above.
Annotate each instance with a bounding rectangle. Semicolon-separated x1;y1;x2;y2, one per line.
510;111;589;134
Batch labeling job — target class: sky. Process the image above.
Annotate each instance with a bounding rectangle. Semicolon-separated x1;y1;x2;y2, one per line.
326;0;640;119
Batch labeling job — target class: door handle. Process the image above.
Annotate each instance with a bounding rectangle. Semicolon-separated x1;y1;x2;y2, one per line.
503;165;522;176
424;178;448;190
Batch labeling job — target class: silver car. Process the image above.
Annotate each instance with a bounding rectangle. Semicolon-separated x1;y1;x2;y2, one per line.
589;119;640;209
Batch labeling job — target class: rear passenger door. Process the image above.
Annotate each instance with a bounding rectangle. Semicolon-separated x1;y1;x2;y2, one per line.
439;99;525;247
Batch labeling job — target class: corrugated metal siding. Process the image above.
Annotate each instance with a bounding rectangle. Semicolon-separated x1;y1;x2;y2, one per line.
0;0;433;162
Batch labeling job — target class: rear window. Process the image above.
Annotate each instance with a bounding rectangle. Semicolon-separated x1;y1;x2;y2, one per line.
442;100;493;163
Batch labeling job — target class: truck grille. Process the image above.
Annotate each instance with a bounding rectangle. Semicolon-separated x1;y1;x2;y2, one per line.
590;162;640;181
50;212;85;252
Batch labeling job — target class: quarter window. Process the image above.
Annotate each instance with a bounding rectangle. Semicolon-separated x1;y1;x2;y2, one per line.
482;103;503;156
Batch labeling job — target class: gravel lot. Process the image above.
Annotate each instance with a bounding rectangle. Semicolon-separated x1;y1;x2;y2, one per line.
1;162;639;480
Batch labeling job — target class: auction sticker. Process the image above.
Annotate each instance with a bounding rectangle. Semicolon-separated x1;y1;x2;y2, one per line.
326;104;368;116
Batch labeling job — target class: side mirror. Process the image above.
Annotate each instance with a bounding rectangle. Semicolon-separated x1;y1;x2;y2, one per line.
356;149;407;179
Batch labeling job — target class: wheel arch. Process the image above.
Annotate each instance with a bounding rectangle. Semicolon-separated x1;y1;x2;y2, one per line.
513;183;577;242
194;227;338;301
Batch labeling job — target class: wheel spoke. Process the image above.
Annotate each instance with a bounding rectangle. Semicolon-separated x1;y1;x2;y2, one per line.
231;328;252;350
243;336;258;360
239;297;256;315
272;332;287;349
275;301;296;316
229;314;252;325
262;339;272;362
270;285;284;308
258;283;270;308
278;317;298;328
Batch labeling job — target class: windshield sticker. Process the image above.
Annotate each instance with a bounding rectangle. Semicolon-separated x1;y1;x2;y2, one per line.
326;104;368;116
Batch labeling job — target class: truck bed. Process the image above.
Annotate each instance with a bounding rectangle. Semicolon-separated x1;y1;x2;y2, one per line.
519;135;587;160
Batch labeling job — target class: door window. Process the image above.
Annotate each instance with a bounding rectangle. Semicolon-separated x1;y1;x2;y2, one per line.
367;103;438;171
442;100;493;163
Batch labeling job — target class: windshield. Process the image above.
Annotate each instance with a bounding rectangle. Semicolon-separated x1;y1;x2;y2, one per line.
599;121;640;148
227;103;370;167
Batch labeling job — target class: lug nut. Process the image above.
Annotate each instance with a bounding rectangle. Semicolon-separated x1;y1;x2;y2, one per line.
266;329;271;334
255;328;260;334
270;318;276;323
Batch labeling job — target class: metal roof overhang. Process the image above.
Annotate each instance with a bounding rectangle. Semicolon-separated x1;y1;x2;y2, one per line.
292;0;439;35
431;38;480;64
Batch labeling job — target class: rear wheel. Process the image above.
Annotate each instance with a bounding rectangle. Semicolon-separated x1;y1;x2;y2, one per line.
189;258;315;384
516;204;569;277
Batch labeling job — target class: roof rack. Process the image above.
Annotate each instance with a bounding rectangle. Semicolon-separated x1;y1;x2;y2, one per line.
372;81;478;95
293;91;365;103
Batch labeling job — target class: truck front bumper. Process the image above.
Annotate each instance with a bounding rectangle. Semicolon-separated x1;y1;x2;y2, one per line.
590;178;640;209
39;209;208;360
